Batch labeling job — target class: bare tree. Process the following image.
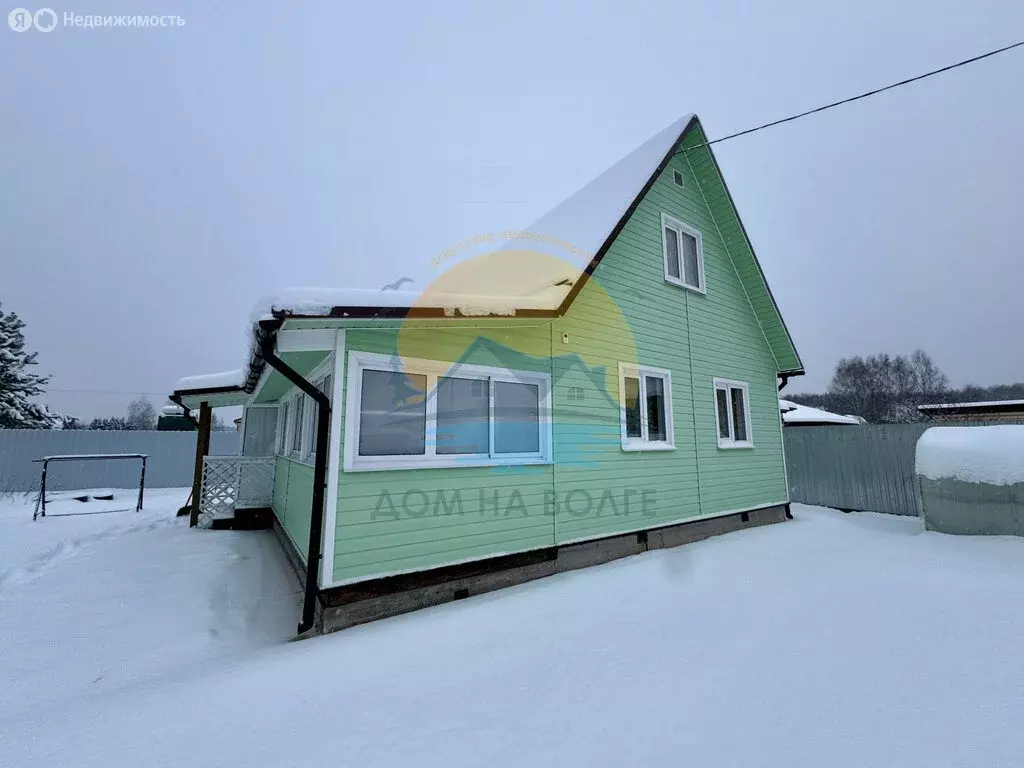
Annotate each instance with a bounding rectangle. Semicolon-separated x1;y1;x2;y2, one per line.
824;350;949;422
126;396;157;430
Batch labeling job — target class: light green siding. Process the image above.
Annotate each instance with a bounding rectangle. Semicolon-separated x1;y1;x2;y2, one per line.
332;326;557;583
326;122;792;583
274;455;314;563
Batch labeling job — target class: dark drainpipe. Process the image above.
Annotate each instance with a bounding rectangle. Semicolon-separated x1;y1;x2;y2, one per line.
260;334;331;636
168;394;200;428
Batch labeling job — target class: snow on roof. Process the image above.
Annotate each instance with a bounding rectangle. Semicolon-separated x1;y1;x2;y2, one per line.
251;115;695;321
161;404;194;416
779;399;862;426
918;399;1024;412
174;369;246;393
249;287;556;323
916;426;1024;485
514;114;694;268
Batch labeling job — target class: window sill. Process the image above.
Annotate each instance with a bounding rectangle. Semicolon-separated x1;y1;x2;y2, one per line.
621;441;676;453
664;277;706;296
717;440;754;450
343;456;553;473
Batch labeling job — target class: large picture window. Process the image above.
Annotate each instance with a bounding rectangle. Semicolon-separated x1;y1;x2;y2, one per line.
344;351;551;471
618;363;675;451
713;378;753;449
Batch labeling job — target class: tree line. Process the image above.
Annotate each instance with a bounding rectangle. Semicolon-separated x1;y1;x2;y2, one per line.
0;301;230;430
787;350;1023;423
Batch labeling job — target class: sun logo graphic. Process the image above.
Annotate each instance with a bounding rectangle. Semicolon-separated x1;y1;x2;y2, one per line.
377;243;639;470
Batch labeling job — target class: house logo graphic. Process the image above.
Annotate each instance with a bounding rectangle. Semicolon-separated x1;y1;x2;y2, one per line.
384;245;639;469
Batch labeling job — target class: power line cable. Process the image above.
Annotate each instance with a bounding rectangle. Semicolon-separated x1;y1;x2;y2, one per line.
679;39;1024;153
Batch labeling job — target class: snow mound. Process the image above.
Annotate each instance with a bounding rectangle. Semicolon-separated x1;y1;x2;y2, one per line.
174;368;245;392
916;426;1024;485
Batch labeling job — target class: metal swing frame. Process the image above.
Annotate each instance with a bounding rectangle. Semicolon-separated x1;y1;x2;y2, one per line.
32;453;148;520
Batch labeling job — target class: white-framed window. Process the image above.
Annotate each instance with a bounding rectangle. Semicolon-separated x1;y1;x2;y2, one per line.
618;363;675;451
714;378;753;449
242;405;278;457
306;373;332;458
672;169;684;187
277;401;290;455
290;393;305;455
343;351;552;471
661;213;705;293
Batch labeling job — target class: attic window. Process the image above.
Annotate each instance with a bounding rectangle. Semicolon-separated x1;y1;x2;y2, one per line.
661;213;705;293
672;169;684;187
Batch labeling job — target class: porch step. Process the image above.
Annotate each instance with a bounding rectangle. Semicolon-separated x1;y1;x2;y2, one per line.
206;507;273;531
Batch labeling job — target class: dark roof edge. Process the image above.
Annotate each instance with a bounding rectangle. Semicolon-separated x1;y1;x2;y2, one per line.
698;121;805;374
553;115;702;319
918;401;1024;414
172;384;247;398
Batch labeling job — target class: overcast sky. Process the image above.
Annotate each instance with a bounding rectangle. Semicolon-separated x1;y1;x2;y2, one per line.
3;0;1023;419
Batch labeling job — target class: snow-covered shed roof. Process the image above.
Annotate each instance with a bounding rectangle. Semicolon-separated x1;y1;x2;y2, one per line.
174;369;246;393
779;399;862;426
172;369;248;409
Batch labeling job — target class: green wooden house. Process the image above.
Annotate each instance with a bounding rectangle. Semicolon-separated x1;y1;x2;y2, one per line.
171;114;803;635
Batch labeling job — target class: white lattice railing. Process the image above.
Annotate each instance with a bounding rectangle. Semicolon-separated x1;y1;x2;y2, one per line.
199;456;276;528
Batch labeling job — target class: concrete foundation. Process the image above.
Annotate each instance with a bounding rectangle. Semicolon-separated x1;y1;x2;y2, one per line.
320;504;789;635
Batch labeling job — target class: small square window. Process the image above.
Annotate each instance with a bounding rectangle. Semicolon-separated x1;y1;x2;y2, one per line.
661;214;704;293
713;378;753;449
619;364;674;451
673;169;684;187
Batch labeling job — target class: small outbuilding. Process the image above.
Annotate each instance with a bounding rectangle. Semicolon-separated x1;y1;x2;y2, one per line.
917;399;1024;424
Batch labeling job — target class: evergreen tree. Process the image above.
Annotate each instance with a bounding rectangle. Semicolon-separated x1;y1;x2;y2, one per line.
0;303;52;428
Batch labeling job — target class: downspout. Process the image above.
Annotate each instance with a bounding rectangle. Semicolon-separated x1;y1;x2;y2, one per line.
778;374;790;392
260;333;331;636
168;394;200;428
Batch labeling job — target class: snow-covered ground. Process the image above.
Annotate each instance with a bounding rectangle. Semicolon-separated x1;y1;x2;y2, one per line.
3;492;1024;767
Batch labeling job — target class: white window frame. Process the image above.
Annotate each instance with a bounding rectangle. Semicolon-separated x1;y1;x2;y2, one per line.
661;213;706;294
277;401;290;456
617;363;675;452
672;169;684;187
714;377;754;449
306;371;332;459
343;351;552;472
289;392;305;458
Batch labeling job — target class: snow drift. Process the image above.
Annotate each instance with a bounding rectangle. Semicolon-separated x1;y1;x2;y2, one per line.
916;425;1024;485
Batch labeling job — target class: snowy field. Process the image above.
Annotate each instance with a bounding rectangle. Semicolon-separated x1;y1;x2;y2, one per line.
3;491;1024;767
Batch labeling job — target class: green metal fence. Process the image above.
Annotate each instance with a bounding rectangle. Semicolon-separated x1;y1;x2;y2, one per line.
784;425;930;516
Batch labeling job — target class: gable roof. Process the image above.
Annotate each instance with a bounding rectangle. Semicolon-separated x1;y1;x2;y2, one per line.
250;115;695;324
253;115;801;371
176;114;803;402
